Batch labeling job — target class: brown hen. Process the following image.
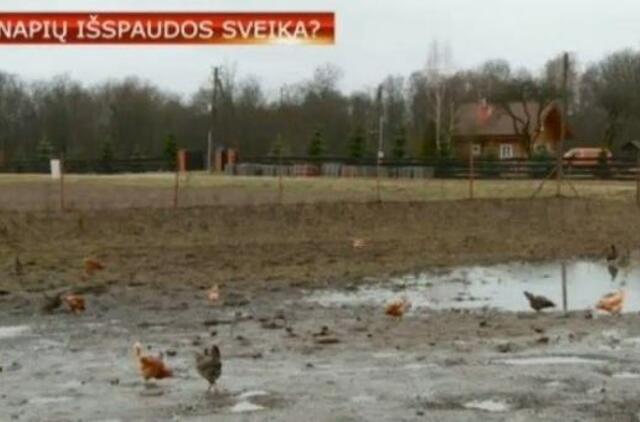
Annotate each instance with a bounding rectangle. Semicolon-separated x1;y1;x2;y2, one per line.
133;342;173;381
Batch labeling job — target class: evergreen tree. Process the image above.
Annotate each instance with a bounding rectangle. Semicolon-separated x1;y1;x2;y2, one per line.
270;134;285;157
163;133;178;169
308;129;325;158
439;141;453;159
392;127;407;160
100;139;115;173
349;127;366;160
36;136;54;161
420;122;438;161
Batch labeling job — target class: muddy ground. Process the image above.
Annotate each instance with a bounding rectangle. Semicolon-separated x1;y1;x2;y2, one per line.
3;198;640;421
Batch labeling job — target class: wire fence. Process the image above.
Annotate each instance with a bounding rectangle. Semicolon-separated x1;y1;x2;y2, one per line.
1;155;639;211
2;155;638;179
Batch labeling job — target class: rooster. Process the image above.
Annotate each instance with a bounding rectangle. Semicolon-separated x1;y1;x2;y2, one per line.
523;291;555;312
63;294;86;314
207;284;220;303
195;345;222;392
596;290;625;315
84;257;105;277
133;342;173;381
385;296;411;318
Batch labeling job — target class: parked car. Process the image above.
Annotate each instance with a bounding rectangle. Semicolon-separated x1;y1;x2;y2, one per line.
563;148;611;167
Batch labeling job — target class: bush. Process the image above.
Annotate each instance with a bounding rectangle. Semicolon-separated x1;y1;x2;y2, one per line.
530;148;553;178
392;127;407;160
596;148;611;179
308;129;325;159
349;127;366;161
431;143;455;177
269;134;285;158
479;151;501;177
420;133;438;163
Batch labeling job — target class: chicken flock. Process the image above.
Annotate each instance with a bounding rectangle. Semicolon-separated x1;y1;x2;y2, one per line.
31;242;633;395
34;256;227;390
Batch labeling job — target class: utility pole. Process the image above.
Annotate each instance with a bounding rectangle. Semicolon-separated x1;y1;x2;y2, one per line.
207;66;221;173
376;85;384;203
556;52;569;197
561;261;568;316
435;89;442;154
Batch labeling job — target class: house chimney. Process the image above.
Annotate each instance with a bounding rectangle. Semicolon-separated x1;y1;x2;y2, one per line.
477;98;492;123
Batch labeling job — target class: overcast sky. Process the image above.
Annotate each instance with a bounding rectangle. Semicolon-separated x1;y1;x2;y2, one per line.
1;0;639;98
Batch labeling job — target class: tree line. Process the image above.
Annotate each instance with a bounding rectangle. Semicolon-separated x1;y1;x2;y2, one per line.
1;45;640;165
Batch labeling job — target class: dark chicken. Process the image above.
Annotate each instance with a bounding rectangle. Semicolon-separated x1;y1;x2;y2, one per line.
195;345;222;392
524;291;555;312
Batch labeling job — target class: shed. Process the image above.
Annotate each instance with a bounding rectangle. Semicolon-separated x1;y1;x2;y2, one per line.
621;140;640;160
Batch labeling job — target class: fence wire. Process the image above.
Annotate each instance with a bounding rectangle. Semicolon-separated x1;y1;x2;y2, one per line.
0;166;637;212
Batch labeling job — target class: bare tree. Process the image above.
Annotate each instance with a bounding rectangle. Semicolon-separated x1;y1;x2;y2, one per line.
425;40;454;155
579;49;640;148
480;61;559;157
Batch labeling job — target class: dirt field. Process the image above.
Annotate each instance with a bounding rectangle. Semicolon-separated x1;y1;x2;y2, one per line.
3;175;640;421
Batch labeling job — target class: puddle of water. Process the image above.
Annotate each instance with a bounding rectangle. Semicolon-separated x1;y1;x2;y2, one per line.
500;356;607;366
403;363;438;370
237;390;269;400
307;259;640;312
372;352;398;359
613;372;640;379
622;337;640;346
0;325;31;339
545;381;565;388
230;401;265;413
61;380;84;389
463;399;510;412
29;396;74;405
351;395;376;403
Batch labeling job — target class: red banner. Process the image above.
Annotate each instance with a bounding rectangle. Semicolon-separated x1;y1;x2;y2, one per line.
0;12;334;45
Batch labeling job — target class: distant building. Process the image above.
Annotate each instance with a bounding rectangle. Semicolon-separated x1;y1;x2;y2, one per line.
621;140;640;161
452;100;572;159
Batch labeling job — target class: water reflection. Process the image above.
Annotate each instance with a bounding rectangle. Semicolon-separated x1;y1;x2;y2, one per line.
308;259;638;313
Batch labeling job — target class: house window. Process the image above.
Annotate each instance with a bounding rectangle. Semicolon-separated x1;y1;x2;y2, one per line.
472;144;481;156
499;143;514;159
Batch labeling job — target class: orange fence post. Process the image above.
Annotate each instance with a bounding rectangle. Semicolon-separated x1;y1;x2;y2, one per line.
178;149;188;173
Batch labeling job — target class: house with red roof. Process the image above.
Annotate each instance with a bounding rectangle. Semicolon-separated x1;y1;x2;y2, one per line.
452;99;572;160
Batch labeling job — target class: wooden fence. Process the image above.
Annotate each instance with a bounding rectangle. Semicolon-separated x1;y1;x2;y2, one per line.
2;155;638;180
232;156;639;180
